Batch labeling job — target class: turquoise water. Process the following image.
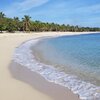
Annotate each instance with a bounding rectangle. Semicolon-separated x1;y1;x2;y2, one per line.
33;33;100;86
14;34;100;99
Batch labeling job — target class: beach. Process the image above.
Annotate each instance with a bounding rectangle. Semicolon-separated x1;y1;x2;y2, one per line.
0;32;98;100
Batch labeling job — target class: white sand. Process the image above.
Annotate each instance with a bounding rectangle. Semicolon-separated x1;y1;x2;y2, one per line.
0;32;98;100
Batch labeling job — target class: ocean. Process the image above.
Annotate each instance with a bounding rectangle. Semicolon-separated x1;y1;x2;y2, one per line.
14;33;100;100
33;33;100;86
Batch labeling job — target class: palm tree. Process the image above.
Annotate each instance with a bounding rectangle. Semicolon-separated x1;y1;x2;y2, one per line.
22;15;31;32
13;17;20;31
0;12;6;32
0;12;5;19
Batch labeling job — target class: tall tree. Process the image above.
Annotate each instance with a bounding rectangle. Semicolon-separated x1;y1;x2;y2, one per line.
13;17;20;31
0;12;5;19
0;12;6;32
22;15;31;32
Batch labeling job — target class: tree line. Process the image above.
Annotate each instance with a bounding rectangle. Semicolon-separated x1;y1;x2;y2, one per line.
0;12;100;33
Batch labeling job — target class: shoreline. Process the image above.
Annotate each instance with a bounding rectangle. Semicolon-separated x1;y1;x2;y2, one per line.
13;35;100;99
9;61;79;100
0;32;100;100
12;36;80;100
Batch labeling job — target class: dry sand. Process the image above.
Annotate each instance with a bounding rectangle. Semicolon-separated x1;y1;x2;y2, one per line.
0;32;98;100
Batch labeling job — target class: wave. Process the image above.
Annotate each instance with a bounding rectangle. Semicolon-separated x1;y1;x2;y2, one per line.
13;38;100;100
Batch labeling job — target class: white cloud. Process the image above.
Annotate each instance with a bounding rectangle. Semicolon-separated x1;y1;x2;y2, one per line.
4;0;49;16
17;0;49;11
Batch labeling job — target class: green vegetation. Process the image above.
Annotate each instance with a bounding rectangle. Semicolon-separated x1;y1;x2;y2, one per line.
0;12;100;33
22;15;31;32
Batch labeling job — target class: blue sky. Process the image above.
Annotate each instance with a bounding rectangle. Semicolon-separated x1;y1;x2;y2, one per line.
0;0;100;27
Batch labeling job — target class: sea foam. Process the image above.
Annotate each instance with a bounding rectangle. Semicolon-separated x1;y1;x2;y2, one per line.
13;38;100;100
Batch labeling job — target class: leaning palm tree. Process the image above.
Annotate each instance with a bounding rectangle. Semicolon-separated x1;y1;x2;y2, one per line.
22;15;31;32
